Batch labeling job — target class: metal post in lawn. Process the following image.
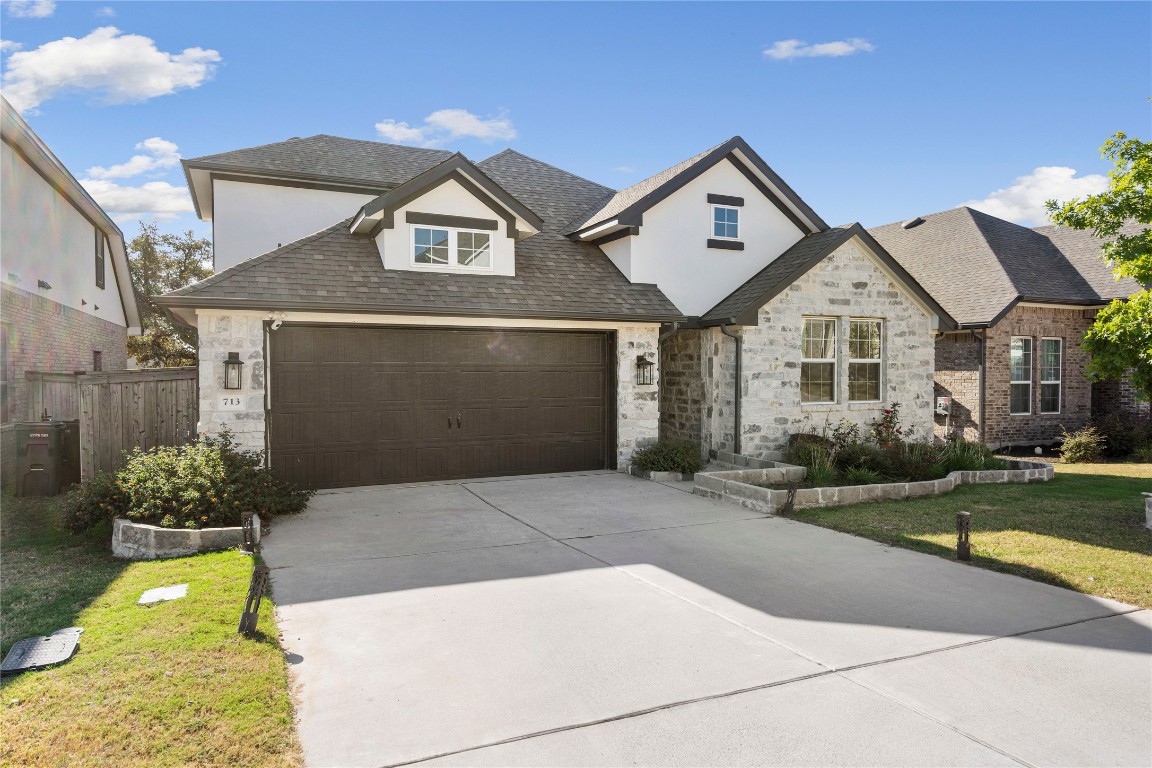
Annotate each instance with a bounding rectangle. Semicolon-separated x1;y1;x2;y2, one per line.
238;565;270;635
956;511;971;561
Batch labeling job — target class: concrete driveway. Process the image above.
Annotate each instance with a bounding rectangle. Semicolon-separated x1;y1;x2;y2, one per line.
264;471;1152;768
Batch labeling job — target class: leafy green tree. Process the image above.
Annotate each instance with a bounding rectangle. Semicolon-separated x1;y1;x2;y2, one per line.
126;222;212;367
1046;132;1151;398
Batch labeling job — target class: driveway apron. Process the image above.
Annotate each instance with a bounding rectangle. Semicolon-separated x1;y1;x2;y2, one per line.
264;472;1151;768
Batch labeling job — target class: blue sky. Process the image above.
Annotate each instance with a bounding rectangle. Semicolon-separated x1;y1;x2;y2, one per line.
2;1;1149;243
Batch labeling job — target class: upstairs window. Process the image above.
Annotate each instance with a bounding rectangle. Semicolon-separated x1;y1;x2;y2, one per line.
801;318;837;404
1010;337;1032;415
712;206;740;239
1040;338;1062;414
848;320;883;402
95;230;106;290
412;226;492;270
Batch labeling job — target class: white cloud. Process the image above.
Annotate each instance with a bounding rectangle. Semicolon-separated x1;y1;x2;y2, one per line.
612;165;636;174
375;108;516;147
86;137;181;179
960;166;1109;226
80;178;194;222
1;27;220;113
6;0;55;18
0;40;22;53
763;38;874;60
96;6;115;17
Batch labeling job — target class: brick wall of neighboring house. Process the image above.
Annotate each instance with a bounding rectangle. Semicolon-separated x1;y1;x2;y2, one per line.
1092;378;1152;423
981;304;1094;447
1;284;128;483
658;328;705;453
700;239;936;460
932;332;982;441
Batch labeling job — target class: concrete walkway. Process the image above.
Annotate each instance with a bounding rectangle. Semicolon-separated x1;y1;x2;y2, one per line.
264;471;1152;768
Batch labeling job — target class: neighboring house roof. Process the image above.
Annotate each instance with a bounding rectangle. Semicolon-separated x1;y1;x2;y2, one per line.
868;207;1138;328
162;147;682;322
0;96;142;334
1032;222;1145;298
567;136;829;237
183;134;454;188
700;224;953;328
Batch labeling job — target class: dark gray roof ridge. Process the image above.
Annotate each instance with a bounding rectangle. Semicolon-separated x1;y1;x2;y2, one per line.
479;148;615;195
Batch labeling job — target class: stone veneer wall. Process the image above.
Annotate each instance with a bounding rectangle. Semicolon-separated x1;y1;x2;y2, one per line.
932;332;982;441
195;312;660;471
658;328;705;451
616;325;661;468
2;284;129;483
982;305;1093;447
196;313;266;453
700;239;936;459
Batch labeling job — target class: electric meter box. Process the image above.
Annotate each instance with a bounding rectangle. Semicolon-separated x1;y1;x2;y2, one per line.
936;396;952;416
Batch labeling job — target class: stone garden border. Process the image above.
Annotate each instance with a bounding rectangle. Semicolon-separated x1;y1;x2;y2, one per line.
693;458;1054;515
112;518;250;560
629;450;780;483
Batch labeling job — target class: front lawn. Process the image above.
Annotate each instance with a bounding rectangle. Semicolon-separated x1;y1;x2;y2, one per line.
0;491;301;767
790;462;1152;609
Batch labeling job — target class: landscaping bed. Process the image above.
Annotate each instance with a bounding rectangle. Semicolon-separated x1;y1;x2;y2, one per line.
0;490;302;767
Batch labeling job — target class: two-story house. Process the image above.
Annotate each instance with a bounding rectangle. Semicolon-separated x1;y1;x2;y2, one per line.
160;134;951;489
1;97;141;481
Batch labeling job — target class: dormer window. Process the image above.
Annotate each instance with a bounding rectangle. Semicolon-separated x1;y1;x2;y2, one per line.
412;226;492;270
712;205;740;239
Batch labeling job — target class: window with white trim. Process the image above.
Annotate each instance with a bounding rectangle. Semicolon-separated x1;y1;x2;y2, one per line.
412;226;492;269
1040;337;1062;414
848;319;882;402
712;205;739;239
1010;336;1032;415
801;318;837;403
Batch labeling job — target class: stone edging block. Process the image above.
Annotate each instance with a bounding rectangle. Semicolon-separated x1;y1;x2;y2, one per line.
112;518;244;560
692;455;1055;514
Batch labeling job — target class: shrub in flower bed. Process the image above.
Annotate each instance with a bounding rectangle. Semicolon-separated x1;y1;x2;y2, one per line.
631;439;705;475
782;406;1007;488
60;430;312;534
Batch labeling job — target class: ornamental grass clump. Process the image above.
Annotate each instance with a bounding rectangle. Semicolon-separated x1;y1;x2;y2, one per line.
60;429;312;533
1059;425;1105;464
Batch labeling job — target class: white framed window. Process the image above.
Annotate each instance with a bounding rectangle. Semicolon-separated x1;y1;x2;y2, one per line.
1040;337;1062;414
412;226;492;269
711;205;740;240
848;319;882;402
801;317;837;404
1010;336;1032;415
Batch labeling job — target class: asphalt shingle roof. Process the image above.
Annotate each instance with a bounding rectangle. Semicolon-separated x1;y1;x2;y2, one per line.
1032;222;1144;299
868;207;1139;327
165;147;681;321
701;227;855;324
567;142;724;232
184;134;454;187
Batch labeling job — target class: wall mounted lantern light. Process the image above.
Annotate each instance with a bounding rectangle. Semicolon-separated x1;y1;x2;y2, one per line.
223;352;245;390
635;354;655;386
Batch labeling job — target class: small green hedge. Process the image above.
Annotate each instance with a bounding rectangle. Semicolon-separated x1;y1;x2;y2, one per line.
60;430;312;534
631;439;705;475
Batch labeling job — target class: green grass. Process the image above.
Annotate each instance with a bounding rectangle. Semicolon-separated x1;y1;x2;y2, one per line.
790;462;1152;609
1;490;301;767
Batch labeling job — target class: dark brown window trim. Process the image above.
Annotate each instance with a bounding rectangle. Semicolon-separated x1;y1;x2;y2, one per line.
707;194;744;207
405;212;500;231
707;239;744;251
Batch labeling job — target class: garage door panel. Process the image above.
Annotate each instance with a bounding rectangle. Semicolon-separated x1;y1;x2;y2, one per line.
271;326;612;489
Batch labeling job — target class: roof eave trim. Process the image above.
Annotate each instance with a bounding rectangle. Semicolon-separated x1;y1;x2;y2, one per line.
154;295;685;324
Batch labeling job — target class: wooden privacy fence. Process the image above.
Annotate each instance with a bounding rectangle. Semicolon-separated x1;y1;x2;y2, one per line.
25;367;199;476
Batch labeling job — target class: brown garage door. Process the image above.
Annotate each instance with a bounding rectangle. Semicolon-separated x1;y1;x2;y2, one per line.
269;325;614;489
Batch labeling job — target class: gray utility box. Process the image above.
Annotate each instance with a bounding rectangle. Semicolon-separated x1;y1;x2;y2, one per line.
14;421;81;497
